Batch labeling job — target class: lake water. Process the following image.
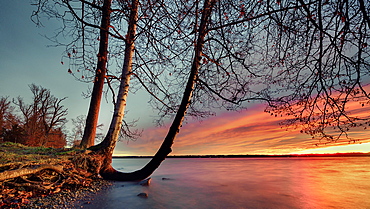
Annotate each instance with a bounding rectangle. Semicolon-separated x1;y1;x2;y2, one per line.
80;157;370;209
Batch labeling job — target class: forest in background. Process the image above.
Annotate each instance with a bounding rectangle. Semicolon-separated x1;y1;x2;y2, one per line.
0;84;78;148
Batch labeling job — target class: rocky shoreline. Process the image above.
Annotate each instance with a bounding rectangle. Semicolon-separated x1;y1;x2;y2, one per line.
0;143;115;208
20;179;113;209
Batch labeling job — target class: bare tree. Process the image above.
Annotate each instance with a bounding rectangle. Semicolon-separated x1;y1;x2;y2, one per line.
87;0;218;181
13;84;68;147
32;0;109;148
0;97;16;131
254;0;370;144
70;115;87;146
134;0;370;146
0;97;19;142
70;114;105;147
31;0;142;148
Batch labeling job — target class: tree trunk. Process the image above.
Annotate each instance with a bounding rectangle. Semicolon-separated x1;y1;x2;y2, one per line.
97;0;217;181
90;0;139;174
80;0;112;149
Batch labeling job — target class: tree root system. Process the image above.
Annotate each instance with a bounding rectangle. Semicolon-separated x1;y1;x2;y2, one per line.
0;144;105;208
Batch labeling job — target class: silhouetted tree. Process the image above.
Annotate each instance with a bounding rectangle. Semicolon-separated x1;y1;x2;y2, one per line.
133;0;370;145
254;0;370;144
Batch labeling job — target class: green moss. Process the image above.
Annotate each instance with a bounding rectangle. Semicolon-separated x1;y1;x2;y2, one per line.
0;142;27;148
0;142;76;165
56;150;79;155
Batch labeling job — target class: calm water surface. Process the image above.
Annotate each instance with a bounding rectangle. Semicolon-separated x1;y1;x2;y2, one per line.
82;157;370;209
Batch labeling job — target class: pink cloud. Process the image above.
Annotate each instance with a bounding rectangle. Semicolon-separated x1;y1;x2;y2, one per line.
114;102;370;156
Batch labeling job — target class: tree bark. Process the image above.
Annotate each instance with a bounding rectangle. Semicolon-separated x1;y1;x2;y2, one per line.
97;0;217;181
90;0;139;174
80;0;112;149
0;165;63;181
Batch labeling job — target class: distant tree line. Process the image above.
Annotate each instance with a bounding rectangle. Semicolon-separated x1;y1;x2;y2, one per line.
0;84;68;148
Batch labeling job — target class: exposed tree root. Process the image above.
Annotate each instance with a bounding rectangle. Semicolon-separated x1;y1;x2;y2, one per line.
0;151;105;208
0;164;63;181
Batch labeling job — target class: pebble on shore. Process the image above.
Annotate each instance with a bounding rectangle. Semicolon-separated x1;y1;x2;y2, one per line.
137;192;148;198
20;179;113;209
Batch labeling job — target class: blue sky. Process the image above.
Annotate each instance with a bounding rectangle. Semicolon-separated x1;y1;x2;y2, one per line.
0;1;90;118
0;1;153;136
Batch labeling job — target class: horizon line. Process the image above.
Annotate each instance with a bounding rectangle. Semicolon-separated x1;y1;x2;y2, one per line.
113;152;370;158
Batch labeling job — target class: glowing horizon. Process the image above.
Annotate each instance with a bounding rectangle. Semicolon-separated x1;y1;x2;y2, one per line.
114;102;370;156
291;142;370;154
113;142;370;156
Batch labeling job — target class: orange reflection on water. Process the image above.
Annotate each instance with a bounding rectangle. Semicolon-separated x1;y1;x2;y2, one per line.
287;157;370;208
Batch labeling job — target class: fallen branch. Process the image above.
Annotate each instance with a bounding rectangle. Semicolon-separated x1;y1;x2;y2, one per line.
0;164;63;181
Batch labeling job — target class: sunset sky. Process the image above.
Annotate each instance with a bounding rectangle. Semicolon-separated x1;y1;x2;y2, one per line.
114;103;370;156
1;1;370;156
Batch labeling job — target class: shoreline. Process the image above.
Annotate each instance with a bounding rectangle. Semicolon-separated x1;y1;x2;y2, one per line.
20;179;113;209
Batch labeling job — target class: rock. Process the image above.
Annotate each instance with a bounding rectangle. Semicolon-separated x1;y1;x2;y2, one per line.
139;178;151;186
137;193;148;198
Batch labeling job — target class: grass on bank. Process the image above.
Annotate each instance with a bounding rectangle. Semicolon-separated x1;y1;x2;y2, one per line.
0;142;80;166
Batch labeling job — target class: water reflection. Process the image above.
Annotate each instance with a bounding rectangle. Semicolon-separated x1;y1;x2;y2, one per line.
80;157;370;209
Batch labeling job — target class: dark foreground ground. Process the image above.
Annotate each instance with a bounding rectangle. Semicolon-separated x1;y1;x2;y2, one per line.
21;179;113;209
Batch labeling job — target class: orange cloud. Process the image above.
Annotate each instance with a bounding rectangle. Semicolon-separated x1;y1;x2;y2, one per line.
114;102;370;156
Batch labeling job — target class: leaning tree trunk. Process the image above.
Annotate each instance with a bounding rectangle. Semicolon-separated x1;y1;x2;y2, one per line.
80;0;112;149
89;0;139;175
96;0;217;181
